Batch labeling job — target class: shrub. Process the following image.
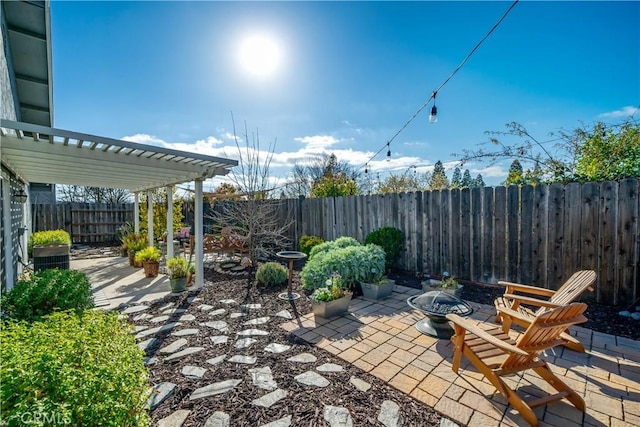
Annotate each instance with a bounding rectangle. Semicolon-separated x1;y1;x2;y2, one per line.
166;257;188;279
28;229;71;254
134;246;161;263
308;236;360;260
365;227;404;269
299;235;325;257
1;269;93;322
301;244;385;291
1;310;150;426
256;262;288;286
123;233;148;253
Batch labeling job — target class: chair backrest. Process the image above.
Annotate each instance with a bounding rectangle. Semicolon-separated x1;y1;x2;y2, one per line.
502;303;588;370
532;270;596;315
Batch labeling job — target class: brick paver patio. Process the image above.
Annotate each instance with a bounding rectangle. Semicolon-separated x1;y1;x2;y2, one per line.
280;285;640;426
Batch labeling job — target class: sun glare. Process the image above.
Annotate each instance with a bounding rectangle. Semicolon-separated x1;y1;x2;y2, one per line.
238;34;283;78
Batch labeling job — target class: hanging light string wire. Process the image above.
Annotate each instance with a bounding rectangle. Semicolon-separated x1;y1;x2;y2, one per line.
358;0;520;172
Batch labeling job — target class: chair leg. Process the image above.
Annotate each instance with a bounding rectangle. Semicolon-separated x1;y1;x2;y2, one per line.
485;370;539;426
533;364;585;412
561;332;586;353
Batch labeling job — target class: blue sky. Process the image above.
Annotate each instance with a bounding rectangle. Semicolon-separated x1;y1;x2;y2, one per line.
50;1;639;189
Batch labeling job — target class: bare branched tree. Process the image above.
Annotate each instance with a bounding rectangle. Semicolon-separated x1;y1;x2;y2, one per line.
57;185;131;203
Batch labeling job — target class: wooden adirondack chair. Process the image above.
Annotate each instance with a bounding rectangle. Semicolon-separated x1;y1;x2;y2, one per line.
447;303;588;427
494;270;596;352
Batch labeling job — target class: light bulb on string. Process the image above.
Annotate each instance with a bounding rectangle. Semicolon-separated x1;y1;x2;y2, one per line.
386;142;391;162
365;163;368;174
429;91;438;123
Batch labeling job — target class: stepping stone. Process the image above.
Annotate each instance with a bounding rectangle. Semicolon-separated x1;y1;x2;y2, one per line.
210;335;228;345
259;415;292;427
209;308;227;316
162;308;187;315
148;382;176;409
158;409;190;427
264;343;291;354
324;406;353;427
238;328;269;336
204;412;230;427
229;312;247;319
178;314;196;322
249;366;277;391
187;297;202;303
134;325;148;333
349;376;371;392
165;347;205;362
241;303;261;310
159;303;174;312
137;338;159;352
206;355;227;366
182;365;207;379
190;379;242;400
123;305;149;314
171;328;199;337
235;338;257;349
440;419;460;427
159;338;188;354
231;265;246;272
287;353;317;363
294;371;330;387
202;321;229;332
135;322;182;339
133;313;153;321
198;304;215;311
377;400;402;427
252;388;288;408
150;315;170;323
228;355;257;364
317;363;344;372
220;262;236;269
220;299;237;305
144;356;158;366
243;316;270;326
274;310;293;320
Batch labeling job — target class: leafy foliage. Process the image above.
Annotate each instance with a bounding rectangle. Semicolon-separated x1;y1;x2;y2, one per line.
283;153;362;198
310;173;358;197
139;187;184;241
166;257;189;279
365;227;404;269
429;161;449;190
376;173;429;194
1;310;150;427
122;233;148;253
1;269;93;322
256;262;288;286
310;272;351;302
504;159;525;185
28;229;71;254
308;236;360;260
298;235;325;256
133;246;160;263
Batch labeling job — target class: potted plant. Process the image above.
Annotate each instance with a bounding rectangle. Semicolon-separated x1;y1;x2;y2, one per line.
116;222;134;257
356;244;395;300
166;256;189;293
29;229;71;272
310;272;353;318
421;271;463;297
134;246;161;278
124;233;147;267
186;262;196;285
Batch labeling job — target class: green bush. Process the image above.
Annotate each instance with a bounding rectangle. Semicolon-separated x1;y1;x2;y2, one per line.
1;269;93;322
256;262;288;286
166;256;188;279
308;236;360;260
28;229;71;254
301;244;385;291
365;227;404;269
299;235;325;257
134;246;160;263
1;310;150;427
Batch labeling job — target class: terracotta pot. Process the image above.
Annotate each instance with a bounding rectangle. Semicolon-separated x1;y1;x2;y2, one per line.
142;261;159;278
128;250;135;267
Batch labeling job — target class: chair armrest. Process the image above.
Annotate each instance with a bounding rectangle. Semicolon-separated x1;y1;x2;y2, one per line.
501;294;564;309
446;314;529;356
498;281;556;297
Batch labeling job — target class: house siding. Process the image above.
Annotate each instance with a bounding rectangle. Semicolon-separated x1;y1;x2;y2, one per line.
0;7;19;122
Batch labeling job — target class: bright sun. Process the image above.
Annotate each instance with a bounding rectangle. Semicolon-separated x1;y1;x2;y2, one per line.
238;35;283;78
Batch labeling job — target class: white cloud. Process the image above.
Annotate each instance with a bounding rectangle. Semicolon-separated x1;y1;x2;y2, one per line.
195;136;224;146
598;106;638;119
294;135;341;150
470;165;507;178
122;133;166;146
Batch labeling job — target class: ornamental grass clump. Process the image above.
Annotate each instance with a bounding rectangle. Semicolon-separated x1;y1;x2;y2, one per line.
0;310;150;427
308;236;360;260
256;262;288;286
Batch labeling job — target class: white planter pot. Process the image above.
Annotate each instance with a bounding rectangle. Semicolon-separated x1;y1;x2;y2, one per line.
312;293;352;318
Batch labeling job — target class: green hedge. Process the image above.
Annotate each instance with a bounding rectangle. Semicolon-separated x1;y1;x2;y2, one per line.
308;236;360;260
365;226;404;269
1;310;150;427
1;269;94;322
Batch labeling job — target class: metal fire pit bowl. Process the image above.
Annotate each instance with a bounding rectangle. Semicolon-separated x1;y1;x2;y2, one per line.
407;291;473;338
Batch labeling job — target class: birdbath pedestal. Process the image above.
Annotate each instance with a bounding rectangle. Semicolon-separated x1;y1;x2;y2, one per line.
276;251;307;301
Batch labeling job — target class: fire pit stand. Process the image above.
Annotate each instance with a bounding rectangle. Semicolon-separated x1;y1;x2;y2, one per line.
407;291;473;338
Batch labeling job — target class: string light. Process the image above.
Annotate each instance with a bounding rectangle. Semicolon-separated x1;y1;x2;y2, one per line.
429;91;438;123
386;142;391;161
364;163;368;174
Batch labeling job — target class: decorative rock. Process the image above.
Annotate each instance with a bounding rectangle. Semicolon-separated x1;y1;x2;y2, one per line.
198;304;215;311
440;419;461;427
123;305;149;314
144;356;158;366
317;363;344;372
178;314;196;322
228;355;257;364
133;313;153;321
171;328;199;337
264;343;291;353
230;265;246;272
274;310;293;320
243;316;270;326
158;409;190;427
619;311;632;317
220;299;237;305
187;297;202;303
242;303;261;310
137;338;159;352
349;376;371;392
150;315;170;323
204;412;230;427
220;262;236;269
259;415;292;427
165;346;205;362
148;382;176;409
209;309;227;316
135;322;182;339
210;335;229;345
252;388;288;408
248;366;277;391
134;325;148;333
235;338;257;349
324;406;353;427
294;371;330;387
159;303;174;312
182;365;207;379
206;355;227;366
190;379;242;400
162;308;187;315
238;328;269;336
202;321;229;332
229;312;247;319
378;400;402;427
287;353;317;363
159;338;188;354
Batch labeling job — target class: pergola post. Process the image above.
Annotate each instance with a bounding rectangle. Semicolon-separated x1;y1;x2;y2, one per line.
166;185;174;259
133;192;140;233
147;190;154;247
194;179;204;288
